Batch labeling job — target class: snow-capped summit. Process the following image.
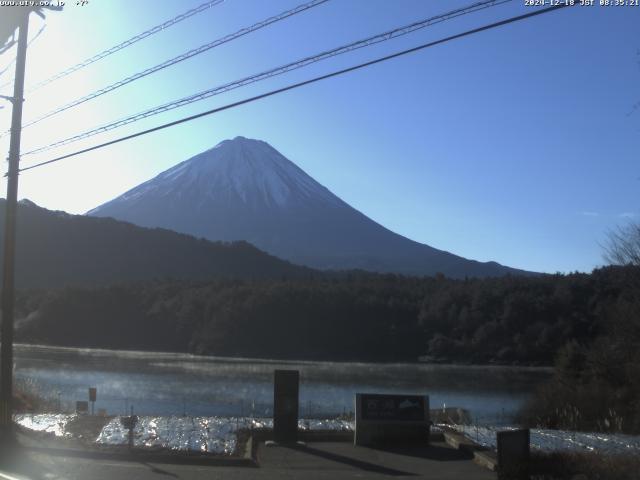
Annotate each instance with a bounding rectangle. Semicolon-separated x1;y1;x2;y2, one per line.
89;137;529;278
104;136;341;211
150;136;341;209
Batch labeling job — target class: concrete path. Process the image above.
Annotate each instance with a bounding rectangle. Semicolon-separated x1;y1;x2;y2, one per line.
256;441;496;479
0;431;495;479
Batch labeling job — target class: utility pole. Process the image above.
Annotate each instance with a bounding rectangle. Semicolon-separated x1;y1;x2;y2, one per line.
0;10;29;433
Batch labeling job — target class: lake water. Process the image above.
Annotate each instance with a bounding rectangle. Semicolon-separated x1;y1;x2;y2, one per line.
14;344;551;423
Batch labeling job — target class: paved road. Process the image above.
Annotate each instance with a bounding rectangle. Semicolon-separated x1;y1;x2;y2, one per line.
0;434;495;479
256;441;496;479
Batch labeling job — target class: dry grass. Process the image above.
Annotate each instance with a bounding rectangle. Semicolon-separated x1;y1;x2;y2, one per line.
529;451;640;480
13;379;58;413
13;389;49;412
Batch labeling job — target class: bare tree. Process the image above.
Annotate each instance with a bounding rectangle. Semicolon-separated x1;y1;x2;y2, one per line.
603;222;640;266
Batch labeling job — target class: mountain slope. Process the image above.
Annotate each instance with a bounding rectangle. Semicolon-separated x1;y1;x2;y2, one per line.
89;136;531;278
1;199;310;289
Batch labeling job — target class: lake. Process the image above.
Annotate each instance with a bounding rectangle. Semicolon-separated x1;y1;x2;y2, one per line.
14;344;551;423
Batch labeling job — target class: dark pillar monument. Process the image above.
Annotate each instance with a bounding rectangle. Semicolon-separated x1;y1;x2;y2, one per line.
273;369;299;443
497;428;530;480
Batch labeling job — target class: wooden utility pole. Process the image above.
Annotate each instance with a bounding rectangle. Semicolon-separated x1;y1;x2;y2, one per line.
0;9;29;432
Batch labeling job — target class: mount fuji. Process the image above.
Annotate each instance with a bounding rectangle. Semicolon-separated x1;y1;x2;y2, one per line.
88;136;529;278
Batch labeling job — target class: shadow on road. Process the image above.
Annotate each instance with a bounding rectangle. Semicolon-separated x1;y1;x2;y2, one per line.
139;461;181;478
284;443;416;476
0;441;58;480
20;445;256;467
373;444;475;462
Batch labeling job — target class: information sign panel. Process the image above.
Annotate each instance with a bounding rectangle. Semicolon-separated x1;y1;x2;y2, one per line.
361;394;426;422
355;393;429;446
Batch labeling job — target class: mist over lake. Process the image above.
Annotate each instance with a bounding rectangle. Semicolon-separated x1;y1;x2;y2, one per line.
14;344;550;422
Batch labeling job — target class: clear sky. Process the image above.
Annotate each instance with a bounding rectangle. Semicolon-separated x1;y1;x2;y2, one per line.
0;0;637;274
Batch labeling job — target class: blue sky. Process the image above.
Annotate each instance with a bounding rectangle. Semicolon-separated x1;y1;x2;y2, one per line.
0;0;637;274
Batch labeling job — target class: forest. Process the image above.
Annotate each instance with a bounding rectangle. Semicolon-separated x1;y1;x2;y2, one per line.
14;265;637;365
12;262;640;432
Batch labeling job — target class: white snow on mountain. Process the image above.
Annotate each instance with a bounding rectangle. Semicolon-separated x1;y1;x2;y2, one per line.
88;136;527;278
102;137;340;212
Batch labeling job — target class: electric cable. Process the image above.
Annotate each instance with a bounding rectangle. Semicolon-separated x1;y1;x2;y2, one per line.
17;2;574;174
0;23;46;84
14;0;330;133
14;0;226;93
21;0;512;155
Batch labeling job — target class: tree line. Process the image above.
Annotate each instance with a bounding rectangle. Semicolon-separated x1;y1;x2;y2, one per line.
14;265;637;366
13;262;640;432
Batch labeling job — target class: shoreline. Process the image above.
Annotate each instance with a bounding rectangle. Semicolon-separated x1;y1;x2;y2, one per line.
14;343;554;371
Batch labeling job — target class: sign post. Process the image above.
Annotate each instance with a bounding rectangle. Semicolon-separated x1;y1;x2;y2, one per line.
120;406;138;450
76;401;89;414
89;387;97;415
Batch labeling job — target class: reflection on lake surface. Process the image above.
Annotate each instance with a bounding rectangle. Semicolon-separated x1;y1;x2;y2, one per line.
14;344;551;422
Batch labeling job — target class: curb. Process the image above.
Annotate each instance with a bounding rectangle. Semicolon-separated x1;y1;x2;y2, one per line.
443;429;497;472
24;445;258;467
16;423;258;467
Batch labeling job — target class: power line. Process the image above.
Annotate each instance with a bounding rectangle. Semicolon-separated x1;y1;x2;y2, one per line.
0;23;46;82
0;56;16;82
13;0;330;133
18;3;574;174
21;0;511;156
0;0;225;93
0;39;16;57
0;66;16;88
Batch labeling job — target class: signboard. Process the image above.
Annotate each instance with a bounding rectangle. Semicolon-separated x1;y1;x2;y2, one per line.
355;393;429;446
497;428;530;480
120;415;139;430
76;401;89;414
89;387;97;402
120;415;139;449
361;394;426;422
273;369;299;443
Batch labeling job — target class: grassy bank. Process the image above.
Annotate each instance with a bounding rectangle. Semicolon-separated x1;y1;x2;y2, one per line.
518;284;640;435
529;451;640;480
14;378;57;413
14;389;50;413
